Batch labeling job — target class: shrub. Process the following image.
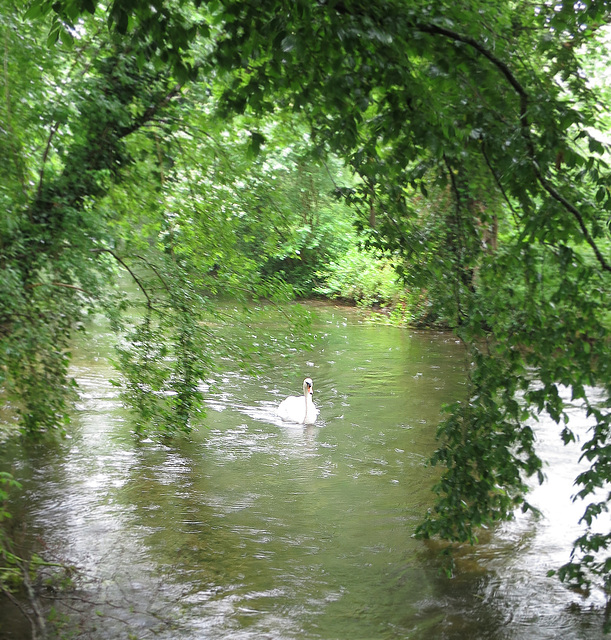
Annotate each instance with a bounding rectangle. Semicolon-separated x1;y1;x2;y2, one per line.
314;245;404;307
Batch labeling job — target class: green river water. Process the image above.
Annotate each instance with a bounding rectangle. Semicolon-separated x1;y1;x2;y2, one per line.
0;302;606;639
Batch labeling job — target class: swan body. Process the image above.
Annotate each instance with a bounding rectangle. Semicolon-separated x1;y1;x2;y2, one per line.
277;377;319;424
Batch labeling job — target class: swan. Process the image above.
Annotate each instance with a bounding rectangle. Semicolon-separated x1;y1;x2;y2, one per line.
277;377;319;424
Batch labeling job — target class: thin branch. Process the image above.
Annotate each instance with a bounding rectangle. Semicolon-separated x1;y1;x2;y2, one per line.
322;158;340;189
532;167;611;272
132;254;172;295
36;121;61;202
91;248;153;309
20;560;47;640
480;142;521;227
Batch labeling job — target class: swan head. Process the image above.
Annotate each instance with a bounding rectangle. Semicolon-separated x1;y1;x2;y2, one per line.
303;377;314;397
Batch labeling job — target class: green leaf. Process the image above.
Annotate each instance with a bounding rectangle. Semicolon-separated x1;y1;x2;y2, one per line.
24;0;50;20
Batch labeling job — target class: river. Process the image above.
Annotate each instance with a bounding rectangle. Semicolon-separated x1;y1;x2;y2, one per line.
0;302;606;639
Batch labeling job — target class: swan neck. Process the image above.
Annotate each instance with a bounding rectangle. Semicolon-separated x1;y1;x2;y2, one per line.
304;391;312;420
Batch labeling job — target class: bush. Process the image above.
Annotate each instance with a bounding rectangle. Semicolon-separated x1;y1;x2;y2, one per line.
314;246;404;307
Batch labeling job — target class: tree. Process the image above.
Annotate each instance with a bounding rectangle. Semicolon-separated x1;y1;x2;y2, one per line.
11;0;611;612
1;0;205;435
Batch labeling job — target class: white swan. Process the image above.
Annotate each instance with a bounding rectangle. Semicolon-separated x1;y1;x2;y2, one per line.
277;377;319;424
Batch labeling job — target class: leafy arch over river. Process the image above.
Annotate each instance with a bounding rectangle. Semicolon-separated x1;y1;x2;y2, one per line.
2;0;611;618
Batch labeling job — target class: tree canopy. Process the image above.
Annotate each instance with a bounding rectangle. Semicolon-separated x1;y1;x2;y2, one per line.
2;0;611;613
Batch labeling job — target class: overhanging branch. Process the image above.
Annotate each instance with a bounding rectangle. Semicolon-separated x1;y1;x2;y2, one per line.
418;21;611;273
91;248;153;308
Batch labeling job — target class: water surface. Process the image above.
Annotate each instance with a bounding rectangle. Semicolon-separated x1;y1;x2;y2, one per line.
1;303;606;639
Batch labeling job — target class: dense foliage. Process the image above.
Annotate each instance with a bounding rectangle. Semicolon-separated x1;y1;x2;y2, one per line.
2;0;611;623
0;0;357;437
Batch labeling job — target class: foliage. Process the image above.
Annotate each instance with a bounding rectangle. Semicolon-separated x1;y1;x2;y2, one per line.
7;0;611;620
314;244;403;307
0;0;322;440
147;105;357;297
